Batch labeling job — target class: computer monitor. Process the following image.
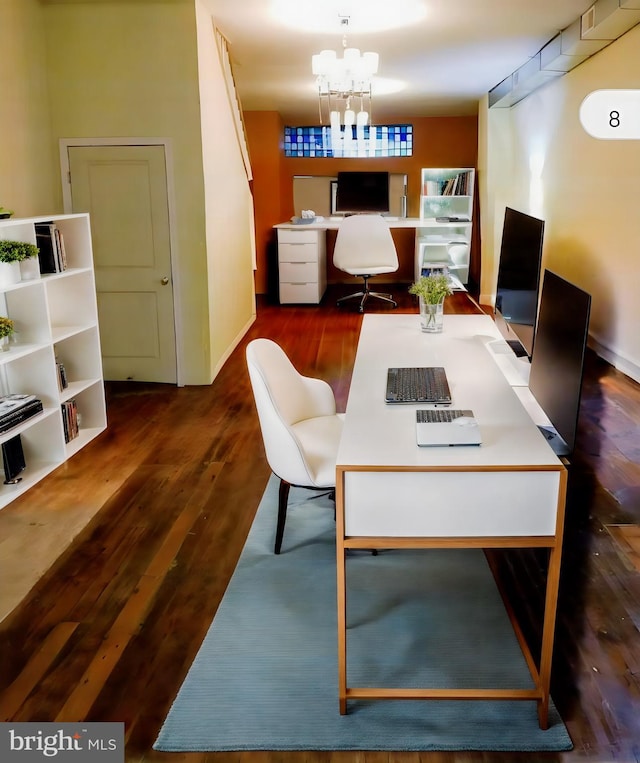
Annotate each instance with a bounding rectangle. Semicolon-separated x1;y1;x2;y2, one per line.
335;171;390;214
529;270;592;457
494;207;545;359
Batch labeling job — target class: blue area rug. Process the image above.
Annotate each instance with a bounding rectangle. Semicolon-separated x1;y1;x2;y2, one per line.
154;477;572;752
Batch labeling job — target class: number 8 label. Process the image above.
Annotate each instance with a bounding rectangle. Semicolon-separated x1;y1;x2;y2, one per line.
580;90;640;139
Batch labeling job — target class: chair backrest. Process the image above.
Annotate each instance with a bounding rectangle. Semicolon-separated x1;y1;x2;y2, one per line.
333;214;399;271
246;338;336;486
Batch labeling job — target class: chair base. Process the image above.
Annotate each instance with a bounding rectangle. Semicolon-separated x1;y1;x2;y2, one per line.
336;275;397;313
275;478;334;554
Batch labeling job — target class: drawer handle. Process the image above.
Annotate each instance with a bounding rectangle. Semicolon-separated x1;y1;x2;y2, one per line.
291;282;309;286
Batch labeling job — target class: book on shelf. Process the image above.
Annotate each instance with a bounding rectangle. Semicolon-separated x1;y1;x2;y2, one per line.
61;398;79;443
2;434;26;485
423;170;472;197
35;221;67;274
56;360;68;391
0;394;44;434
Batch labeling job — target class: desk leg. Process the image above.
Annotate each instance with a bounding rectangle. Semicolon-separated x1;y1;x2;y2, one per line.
537;544;562;729
335;469;347;714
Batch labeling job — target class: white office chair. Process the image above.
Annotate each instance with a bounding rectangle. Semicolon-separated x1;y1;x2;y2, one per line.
246;338;344;554
333;214;399;312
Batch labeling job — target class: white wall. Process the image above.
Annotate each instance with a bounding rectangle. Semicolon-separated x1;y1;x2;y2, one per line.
481;24;640;382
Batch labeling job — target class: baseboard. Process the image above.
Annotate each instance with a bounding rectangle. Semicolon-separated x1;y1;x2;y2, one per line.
589;333;640;385
211;313;257;382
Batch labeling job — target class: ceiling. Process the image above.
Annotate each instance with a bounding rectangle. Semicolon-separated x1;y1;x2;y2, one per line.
209;0;594;122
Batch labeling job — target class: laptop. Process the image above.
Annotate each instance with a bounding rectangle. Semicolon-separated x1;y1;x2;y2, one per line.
416;408;482;447
385;367;452;404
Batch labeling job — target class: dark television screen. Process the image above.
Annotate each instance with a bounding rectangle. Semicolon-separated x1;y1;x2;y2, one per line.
335;171;390;214
494;207;545;358
529;270;591;457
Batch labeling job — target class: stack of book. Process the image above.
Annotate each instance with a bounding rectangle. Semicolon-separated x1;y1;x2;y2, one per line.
35;221;67;274
0;394;44;434
61;399;79;443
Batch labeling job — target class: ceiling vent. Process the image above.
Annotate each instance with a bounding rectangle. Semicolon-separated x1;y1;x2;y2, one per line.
489;0;640;108
581;0;640;40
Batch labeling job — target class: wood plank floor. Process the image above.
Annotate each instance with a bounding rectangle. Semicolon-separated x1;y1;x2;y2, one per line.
1;285;639;763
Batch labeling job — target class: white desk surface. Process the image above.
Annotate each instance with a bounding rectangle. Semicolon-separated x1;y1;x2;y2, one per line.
275;217;425;231
338;313;561;471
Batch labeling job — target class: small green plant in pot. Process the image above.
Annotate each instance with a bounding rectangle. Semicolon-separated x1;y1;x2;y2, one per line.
409;274;452;333
0;316;15;350
0;240;40;285
0;240;39;263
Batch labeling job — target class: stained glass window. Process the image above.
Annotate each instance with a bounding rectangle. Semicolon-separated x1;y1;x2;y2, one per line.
284;124;412;158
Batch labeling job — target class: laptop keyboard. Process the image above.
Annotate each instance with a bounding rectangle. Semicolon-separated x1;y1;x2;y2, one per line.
417;409;467;423
386;367;451;403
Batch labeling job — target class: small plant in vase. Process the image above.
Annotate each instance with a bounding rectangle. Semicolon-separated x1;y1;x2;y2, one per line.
409;274;452;333
0;240;40;285
0;316;15;351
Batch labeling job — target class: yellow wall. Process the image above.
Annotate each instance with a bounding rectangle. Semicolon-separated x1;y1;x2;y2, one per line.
195;0;256;376
38;0;255;385
0;0;59;216
481;24;640;382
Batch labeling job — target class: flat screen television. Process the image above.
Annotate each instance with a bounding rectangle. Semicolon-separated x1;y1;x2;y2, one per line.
529;270;592;457
494;207;545;359
335;171;390;214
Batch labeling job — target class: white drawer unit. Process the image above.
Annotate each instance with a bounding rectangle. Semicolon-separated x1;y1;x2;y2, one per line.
277;228;326;304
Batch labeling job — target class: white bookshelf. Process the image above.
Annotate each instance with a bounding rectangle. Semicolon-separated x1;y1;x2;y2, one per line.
0;213;106;508
415;168;475;285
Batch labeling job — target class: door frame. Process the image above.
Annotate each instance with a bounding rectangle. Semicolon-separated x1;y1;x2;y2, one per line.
59;137;184;386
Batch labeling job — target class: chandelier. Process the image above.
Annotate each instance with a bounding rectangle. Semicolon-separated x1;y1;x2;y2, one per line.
311;17;379;156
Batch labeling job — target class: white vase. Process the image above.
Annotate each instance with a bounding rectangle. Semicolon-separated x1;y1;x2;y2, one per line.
19;257;41;281
0;335;10;352
419;297;444;333
0;261;21;288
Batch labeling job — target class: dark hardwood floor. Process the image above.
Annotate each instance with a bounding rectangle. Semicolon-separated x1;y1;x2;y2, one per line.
1;285;639;762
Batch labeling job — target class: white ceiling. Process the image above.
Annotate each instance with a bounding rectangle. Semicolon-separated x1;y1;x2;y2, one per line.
210;0;594;121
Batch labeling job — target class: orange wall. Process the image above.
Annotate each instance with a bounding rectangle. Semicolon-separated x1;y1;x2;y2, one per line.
245;113;479;295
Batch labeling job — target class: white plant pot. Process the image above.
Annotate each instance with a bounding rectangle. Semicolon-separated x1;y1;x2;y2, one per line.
0;261;21;288
19;257;41;281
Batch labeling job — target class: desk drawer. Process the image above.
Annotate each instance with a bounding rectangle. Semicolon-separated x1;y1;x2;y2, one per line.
280;281;323;304
278;242;317;263
278;228;319;245
279;261;318;282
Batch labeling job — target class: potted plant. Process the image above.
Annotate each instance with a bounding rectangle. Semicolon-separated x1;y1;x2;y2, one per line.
0;315;15;351
409;273;452;333
0;240;40;285
0;206;13;220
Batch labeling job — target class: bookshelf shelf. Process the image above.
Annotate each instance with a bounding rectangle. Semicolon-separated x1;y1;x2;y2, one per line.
0;213;106;508
415;168;475;285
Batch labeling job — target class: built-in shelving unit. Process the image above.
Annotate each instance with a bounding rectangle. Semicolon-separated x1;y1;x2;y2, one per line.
415;168;475;286
0;213;106;509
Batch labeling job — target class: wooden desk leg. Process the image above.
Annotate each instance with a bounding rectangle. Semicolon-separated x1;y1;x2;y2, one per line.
537;544;562;729
335;469;348;714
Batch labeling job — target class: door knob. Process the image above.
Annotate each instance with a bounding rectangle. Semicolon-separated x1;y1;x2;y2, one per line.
161;276;170;285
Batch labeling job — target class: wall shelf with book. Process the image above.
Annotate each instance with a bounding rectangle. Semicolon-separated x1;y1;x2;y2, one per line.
415;168;475;285
0;213;106;507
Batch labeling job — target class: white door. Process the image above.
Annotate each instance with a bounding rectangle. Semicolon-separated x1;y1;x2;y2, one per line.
67;144;177;383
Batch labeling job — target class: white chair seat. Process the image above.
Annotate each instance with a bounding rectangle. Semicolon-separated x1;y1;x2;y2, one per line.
340;265;397;276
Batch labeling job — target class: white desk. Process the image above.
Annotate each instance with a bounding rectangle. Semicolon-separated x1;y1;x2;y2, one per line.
274;217;423;231
335;314;567;728
273;218;463;303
